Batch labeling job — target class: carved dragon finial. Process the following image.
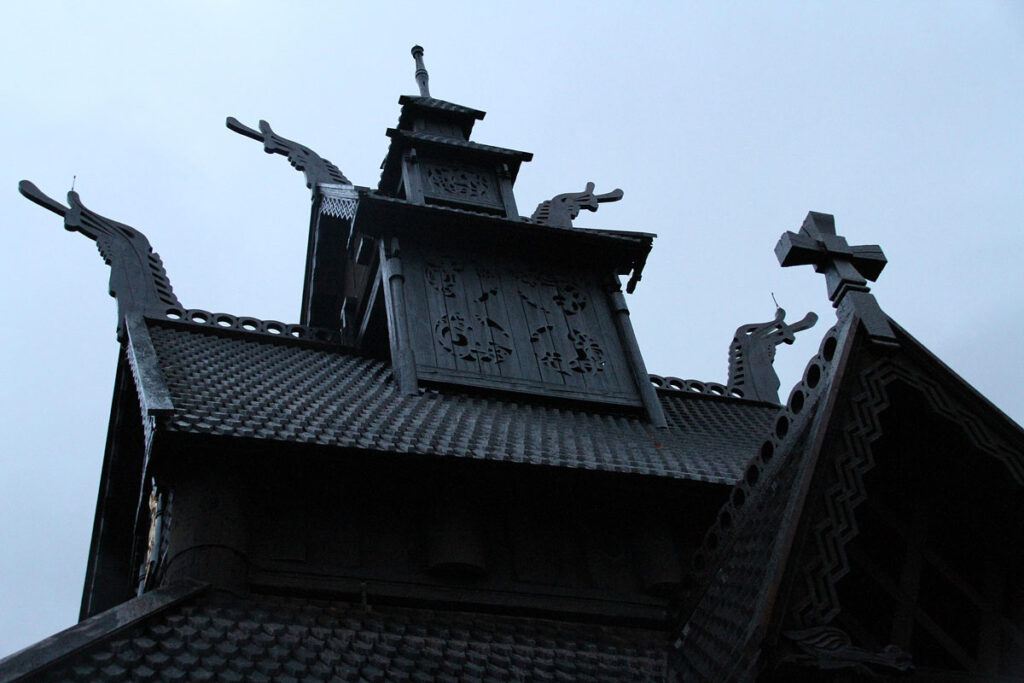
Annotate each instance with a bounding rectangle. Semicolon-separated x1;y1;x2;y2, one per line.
727;307;818;403
226;117;350;191
530;182;623;228
19;180;182;338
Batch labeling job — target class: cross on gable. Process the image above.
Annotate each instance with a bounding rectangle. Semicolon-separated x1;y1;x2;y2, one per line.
775;211;887;305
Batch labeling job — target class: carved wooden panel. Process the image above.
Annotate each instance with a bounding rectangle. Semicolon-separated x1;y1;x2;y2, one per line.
420;160;503;210
402;245;641;406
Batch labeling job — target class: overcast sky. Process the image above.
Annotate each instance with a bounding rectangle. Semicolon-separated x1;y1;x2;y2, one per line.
2;1;1022;658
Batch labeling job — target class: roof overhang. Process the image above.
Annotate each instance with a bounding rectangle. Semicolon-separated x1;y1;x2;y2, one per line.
353;192;654;283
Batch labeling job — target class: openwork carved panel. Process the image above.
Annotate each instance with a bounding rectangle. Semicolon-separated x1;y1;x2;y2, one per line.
425;258;463;297
529;326;605;377
401;245;639;406
422;162;502;208
434;313;512;364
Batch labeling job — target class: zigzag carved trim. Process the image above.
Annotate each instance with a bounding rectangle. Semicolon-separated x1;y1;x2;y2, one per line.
790;355;1024;626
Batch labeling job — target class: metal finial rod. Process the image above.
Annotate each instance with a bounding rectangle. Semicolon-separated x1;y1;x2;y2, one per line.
411;45;430;97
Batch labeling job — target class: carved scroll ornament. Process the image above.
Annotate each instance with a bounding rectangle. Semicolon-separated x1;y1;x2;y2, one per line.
435;313;512;364
780;625;913;674
424;164;496;204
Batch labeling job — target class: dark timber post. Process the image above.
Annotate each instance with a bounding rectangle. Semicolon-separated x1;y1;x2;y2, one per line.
608;276;666;427
380;237;419;394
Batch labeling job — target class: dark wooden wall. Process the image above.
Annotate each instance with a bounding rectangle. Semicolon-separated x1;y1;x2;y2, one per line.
153;435;726;627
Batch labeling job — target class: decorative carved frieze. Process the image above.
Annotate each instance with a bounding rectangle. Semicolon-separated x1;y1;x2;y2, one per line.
319;184;359;220
434;313;513;364
425;258;463;297
423;163;499;206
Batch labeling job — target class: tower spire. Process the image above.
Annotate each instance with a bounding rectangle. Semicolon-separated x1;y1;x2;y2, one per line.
411;45;430;97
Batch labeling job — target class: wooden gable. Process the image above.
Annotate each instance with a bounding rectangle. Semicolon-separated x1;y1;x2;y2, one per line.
764;330;1024;681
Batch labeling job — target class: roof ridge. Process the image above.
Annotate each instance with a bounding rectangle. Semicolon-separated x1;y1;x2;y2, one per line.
150;308;347;348
651;374;752;402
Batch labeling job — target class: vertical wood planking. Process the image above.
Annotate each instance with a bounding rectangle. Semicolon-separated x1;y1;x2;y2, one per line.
515;260;570;387
546;267;593;393
396;238;644;406
401;247;437;371
496;258;545;384
445;249;482;377
584;274;631;395
457;262;501;378
416;246;456;372
555;272;603;394
475;253;531;382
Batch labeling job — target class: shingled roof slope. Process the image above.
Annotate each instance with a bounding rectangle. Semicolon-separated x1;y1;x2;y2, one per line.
670;316;858;681
14;588;670;682
672;428;808;680
149;320;776;484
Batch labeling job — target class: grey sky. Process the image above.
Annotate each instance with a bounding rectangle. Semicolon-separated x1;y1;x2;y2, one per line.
2;1;1022;657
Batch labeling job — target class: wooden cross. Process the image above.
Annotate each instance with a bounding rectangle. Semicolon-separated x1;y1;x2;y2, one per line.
775;211;887;305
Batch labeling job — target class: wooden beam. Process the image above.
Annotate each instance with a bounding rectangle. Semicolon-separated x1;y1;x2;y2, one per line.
866;499;1024;653
978;560;1005;675
849;544;978;671
891;503;927;647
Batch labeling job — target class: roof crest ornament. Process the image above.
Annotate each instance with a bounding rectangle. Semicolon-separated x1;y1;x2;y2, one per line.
649;374;741;398
159;306;343;345
727;308;818;403
776;212;885;304
411;45;430;97
776;212;895;343
226;117;351;192
530;182;624;229
18;180;182;339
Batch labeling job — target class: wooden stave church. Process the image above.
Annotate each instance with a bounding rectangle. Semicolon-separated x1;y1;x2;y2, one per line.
2;48;1023;682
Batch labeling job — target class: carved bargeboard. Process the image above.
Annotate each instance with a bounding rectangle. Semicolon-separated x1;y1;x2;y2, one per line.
401;246;641;406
